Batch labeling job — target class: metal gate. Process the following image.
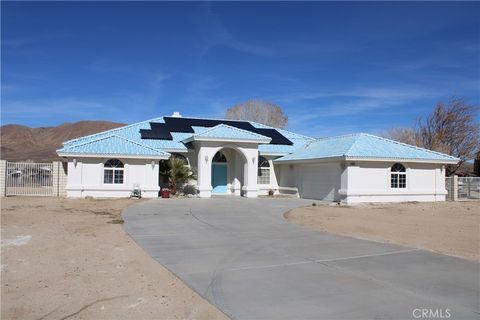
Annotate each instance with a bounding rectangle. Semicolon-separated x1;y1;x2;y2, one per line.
6;162;53;196
458;177;480;200
445;176;480;200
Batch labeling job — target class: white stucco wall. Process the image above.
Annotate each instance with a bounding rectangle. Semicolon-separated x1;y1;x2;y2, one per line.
275;160;447;203
64;154;447;203
65;157;160;198
339;161;447;203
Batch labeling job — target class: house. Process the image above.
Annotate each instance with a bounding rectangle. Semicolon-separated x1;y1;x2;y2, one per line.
57;113;459;203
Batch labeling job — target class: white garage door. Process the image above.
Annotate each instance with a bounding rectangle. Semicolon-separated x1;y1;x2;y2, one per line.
297;163;341;201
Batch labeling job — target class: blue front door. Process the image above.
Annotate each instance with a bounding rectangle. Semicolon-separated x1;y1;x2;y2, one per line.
212;163;228;194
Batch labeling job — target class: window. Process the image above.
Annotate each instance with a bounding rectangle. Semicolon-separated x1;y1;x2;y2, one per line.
258;156;270;185
104;159;124;184
213;152;227;163
390;163;406;188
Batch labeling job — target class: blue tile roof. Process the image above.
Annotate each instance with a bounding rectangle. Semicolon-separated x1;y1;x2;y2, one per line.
58;135;170;158
59;116;314;156
187;124;271;141
63;117;191;152
275;133;459;163
58;116;457;163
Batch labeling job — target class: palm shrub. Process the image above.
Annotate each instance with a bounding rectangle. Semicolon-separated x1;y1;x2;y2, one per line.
159;156;196;195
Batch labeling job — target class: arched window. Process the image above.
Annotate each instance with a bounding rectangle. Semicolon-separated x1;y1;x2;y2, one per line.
390;163;406;188
213;152;227;163
258;156;270;185
104;159;124;184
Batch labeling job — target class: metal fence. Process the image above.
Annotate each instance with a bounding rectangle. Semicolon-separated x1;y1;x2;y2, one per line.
446;176;480;200
458;177;480;200
6;162;53;196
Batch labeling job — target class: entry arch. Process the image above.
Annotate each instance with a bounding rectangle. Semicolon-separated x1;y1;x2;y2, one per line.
210;145;249;196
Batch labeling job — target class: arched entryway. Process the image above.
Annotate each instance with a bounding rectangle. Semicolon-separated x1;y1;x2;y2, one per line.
197;144;259;198
209;148;248;195
211;151;228;194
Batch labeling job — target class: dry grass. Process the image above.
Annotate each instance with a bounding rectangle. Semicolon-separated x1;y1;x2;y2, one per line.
1;197;228;320
286;201;480;261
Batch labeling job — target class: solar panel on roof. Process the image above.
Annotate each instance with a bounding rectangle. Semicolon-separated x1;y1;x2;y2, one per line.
139;117;293;145
139;122;173;140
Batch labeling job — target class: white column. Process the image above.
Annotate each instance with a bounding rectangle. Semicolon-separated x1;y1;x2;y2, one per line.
232;152;243;195
435;166;447;201
52;161;60;196
0;160;6;197
269;159;279;194
338;162;349;203
197;147;212;198
453;175;458;201
243;149;259;198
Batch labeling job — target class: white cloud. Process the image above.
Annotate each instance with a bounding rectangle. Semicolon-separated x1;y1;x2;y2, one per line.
195;4;278;58
281;84;441;132
195;4;347;58
274;85;437;104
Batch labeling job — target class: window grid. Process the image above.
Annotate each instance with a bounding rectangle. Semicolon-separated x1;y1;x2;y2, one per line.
104;170;114;184
104;159;124;184
398;174;406;188
390;174;398;188
390;163;406;189
213;152;227;163
257;156;270;185
258;168;270;185
114;170;124;184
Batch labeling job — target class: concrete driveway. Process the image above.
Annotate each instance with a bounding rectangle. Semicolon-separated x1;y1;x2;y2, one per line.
123;198;479;320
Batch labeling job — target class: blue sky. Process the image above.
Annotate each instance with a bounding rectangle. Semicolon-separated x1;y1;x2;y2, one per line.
1;1;479;137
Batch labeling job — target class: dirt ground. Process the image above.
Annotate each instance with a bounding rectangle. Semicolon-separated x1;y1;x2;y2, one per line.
1;197;228;320
286;201;480;262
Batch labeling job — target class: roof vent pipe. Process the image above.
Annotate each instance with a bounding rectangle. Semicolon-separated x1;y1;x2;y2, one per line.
171;111;182;117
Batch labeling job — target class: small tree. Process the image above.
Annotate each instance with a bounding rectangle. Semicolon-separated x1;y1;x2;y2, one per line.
159;156;196;195
225;99;288;128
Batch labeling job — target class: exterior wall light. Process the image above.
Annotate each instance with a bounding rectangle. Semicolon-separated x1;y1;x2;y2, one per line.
205;155;209;163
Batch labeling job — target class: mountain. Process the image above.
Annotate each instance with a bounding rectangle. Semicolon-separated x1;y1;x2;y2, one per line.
1;121;126;162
